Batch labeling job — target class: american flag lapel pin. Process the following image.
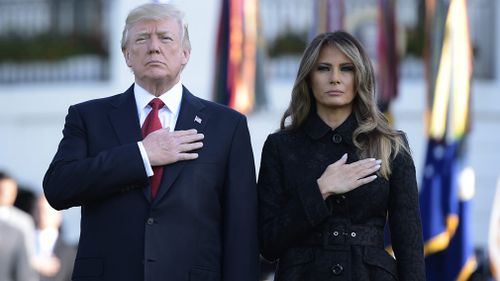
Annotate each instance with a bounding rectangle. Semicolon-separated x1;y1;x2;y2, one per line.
194;115;202;124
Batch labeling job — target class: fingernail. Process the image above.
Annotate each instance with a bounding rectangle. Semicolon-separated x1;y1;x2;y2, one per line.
376;159;382;164
342;153;347;158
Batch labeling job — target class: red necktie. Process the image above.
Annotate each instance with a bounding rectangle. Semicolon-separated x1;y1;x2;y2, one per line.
142;98;165;199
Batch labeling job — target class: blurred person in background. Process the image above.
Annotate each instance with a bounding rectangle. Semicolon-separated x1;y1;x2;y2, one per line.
43;2;258;281
32;195;76;281
257;31;425;280
0;171;36;266
0;220;38;281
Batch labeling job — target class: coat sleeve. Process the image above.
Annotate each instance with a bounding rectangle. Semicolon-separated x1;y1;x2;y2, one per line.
221;115;259;281
43;105;148;210
388;135;426;281
258;134;330;261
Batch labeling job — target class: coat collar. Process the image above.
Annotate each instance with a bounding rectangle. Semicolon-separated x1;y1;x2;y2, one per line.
303;110;357;145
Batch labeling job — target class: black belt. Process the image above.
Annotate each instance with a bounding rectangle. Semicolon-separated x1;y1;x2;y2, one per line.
303;225;384;248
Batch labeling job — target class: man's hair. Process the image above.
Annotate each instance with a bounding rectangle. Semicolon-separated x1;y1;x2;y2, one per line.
121;3;191;52
0;171;12;181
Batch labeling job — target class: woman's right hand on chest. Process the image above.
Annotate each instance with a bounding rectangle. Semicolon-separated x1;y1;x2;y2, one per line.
317;153;381;199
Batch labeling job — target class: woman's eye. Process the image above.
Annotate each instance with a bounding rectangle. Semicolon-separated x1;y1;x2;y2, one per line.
317;65;330;72
340;65;355;72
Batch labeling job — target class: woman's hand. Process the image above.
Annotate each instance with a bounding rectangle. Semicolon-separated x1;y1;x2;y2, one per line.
317;153;381;199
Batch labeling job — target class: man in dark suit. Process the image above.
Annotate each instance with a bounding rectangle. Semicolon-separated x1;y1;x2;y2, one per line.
43;3;258;281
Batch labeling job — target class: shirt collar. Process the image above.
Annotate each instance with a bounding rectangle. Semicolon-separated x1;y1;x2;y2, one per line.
134;81;183;115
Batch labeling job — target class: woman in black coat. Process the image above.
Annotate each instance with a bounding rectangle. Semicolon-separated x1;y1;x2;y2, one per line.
257;31;425;281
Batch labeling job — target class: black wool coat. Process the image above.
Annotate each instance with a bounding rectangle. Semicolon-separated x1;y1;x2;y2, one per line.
257;112;425;281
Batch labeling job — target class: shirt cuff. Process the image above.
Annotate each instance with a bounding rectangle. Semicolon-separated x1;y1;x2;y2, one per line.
137;142;154;177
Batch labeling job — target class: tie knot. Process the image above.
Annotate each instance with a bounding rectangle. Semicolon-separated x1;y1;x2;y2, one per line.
149;98;165;111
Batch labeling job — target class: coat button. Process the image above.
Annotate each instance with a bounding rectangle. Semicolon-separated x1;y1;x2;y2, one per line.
332;134;342;143
146;218;154;225
331;263;344;275
332;231;339;237
351;231;357;238
335;195;346;205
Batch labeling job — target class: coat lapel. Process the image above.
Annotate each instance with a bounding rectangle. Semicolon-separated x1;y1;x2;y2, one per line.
154;87;207;203
108;85;152;201
108;85;142;145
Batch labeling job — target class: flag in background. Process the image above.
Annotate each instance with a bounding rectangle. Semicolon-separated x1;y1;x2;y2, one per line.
376;0;398;116
488;178;500;280
420;0;475;280
377;0;400;254
309;0;344;39
213;0;263;114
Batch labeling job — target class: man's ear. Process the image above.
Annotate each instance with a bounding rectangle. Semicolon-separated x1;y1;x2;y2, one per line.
181;49;190;65
123;49;132;67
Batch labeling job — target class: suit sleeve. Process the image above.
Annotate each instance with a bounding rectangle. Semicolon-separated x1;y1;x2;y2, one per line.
257;134;330;261
222;115;259;281
43;105;148;210
388;135;426;281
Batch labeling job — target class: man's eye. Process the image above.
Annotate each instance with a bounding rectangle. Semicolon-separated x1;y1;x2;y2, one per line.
136;38;146;43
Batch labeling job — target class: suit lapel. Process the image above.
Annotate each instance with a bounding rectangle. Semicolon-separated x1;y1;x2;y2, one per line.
154;87;207;203
108;85;153;201
108;85;142;145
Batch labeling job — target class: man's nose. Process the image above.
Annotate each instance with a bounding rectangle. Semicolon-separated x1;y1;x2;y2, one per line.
148;37;161;54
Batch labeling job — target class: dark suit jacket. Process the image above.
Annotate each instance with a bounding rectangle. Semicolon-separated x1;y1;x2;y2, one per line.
43;85;259;281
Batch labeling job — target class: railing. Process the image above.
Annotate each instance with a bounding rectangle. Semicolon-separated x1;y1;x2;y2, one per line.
0;55;109;84
0;0;110;84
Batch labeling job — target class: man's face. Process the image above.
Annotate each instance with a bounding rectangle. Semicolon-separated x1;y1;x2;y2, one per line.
123;18;189;89
0;178;17;206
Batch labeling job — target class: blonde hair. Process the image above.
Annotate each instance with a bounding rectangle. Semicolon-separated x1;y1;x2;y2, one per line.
121;3;191;52
281;31;408;178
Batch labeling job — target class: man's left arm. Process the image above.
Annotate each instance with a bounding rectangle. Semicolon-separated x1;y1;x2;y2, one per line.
222;115;259;281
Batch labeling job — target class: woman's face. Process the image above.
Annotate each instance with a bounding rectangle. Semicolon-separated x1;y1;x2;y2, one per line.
310;44;356;117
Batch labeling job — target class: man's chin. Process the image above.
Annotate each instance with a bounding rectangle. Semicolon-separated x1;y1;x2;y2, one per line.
144;72;169;81
139;74;179;87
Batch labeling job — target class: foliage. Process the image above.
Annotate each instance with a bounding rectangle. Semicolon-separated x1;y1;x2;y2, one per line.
0;33;108;62
405;23;424;58
267;30;307;58
405;2;425;58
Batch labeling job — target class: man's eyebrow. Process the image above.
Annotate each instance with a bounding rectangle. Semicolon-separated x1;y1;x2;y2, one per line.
155;30;173;35
135;30;151;37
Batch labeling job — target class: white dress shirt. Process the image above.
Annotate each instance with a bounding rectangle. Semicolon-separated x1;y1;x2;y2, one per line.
134;82;183;176
35;228;59;258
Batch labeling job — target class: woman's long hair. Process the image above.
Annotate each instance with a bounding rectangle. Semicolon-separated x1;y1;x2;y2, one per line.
280;31;408;178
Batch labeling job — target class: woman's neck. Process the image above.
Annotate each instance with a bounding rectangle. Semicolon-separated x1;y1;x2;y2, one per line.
316;107;352;130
